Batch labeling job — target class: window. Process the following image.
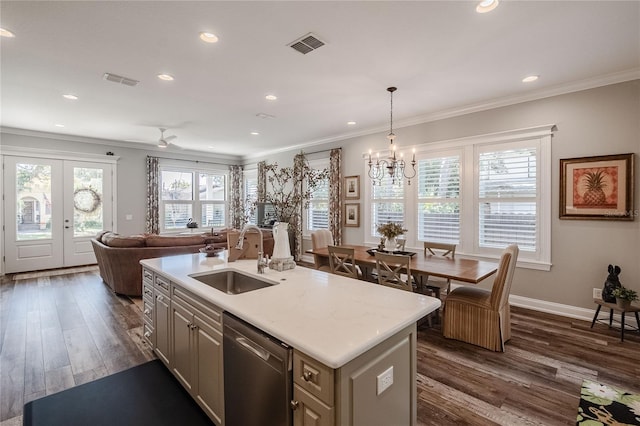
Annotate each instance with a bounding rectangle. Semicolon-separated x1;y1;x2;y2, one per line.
371;174;404;238
417;153;461;244
477;144;537;252
160;165;228;232
244;169;258;225
305;159;329;233
364;125;553;269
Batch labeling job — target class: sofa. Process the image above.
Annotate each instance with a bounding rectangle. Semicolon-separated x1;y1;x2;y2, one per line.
91;229;273;296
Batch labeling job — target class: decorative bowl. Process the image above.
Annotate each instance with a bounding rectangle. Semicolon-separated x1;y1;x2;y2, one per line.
199;246;223;257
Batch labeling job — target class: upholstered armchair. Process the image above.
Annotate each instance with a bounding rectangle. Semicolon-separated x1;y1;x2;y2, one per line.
442;244;519;352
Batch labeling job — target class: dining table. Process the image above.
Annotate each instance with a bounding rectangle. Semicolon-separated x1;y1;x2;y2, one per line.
308;245;498;284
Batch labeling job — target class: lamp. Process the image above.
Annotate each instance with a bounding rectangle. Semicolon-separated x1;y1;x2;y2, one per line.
368;87;416;186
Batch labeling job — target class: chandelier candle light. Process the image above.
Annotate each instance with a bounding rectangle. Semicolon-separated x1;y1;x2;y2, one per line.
368;87;417;186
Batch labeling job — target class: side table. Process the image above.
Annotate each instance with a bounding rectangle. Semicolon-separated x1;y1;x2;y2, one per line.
590;298;640;342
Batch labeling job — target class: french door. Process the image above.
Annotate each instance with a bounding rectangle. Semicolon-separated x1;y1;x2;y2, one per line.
3;156;114;273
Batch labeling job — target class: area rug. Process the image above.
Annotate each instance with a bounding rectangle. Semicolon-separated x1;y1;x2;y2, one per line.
577;379;640;425
23;360;213;426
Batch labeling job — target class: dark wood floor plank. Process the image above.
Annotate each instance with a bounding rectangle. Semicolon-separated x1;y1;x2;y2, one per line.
2;267;640;425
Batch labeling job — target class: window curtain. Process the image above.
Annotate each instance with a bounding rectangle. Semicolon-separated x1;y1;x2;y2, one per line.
229;165;244;230
329;148;342;245
257;161;267;203
292;153;306;261
145;156;160;234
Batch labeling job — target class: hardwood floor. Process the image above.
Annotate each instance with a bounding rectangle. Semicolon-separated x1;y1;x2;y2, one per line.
1;267;638;425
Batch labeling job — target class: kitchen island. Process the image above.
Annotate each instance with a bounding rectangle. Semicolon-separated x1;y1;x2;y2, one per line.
140;252;440;426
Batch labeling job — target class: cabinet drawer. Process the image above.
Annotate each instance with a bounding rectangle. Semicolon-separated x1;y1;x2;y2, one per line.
294;350;334;406
293;384;334;426
173;286;222;331
142;282;154;299
154;275;170;295
143;322;154;345
142;268;153;284
143;299;153;322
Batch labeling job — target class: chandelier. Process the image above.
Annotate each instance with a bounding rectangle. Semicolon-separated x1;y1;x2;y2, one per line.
368;87;416;186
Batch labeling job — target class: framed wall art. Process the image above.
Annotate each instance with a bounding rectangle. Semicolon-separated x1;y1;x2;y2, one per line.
560;153;635;220
344;203;360;227
344;175;360;200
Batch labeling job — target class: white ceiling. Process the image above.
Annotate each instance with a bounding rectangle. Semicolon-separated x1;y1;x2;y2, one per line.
1;1;639;159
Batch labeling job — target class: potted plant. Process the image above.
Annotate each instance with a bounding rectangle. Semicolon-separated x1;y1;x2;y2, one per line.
611;286;638;310
376;222;408;251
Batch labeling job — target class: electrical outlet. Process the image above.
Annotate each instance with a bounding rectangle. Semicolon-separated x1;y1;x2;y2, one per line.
593;288;602;299
377;366;394;395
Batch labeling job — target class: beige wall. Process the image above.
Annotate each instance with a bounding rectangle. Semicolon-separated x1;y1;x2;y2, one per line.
337;80;640;310
2;80;638;311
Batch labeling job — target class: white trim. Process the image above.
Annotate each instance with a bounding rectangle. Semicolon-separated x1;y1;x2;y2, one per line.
1;146;120;163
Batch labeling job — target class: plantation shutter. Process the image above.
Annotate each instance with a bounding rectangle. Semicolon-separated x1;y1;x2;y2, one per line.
477;144;537;251
371;174;404;237
244;172;258;225
417;154;461;244
307;177;329;230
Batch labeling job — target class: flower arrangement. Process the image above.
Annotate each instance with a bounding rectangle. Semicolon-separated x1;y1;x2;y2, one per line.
612;286;638;302
376;222;407;240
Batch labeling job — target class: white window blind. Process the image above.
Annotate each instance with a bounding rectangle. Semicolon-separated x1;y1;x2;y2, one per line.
244;171;258;225
478;146;537;251
307;178;329;230
417;154;460;244
159;165;228;232
371;174;404;238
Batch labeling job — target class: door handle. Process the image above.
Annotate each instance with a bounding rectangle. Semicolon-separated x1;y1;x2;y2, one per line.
236;337;270;361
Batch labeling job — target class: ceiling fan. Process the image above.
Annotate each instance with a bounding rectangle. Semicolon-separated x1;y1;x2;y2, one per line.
157;128;180;148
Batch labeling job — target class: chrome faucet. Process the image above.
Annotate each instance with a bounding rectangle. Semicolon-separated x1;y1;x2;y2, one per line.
235;224;268;273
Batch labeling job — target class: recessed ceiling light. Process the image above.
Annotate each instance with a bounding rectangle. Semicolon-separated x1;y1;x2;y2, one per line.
55;124;65;128
157;74;174;81
208;146;215;149
250;132;260;135
0;28;15;38
199;32;219;43
63;94;78;100
265;94;277;101
522;75;539;83
347;121;356;125
476;0;499;13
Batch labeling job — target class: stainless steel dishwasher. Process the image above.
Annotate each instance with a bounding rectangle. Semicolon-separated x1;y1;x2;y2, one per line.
223;312;293;426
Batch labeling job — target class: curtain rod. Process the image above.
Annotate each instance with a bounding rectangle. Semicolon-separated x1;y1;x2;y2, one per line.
148;155;239;168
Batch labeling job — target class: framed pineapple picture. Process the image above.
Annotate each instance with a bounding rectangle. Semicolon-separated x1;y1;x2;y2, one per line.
560;153;635;220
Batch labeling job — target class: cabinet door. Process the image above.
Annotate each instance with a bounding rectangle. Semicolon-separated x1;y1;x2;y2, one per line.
171;299;194;392
293;384;333;426
194;315;224;425
154;293;171;366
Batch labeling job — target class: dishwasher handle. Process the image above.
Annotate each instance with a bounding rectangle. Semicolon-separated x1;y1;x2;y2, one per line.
236;336;271;361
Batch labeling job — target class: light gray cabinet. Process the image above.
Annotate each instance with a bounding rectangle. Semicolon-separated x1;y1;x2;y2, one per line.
154;275;171;366
170;285;224;425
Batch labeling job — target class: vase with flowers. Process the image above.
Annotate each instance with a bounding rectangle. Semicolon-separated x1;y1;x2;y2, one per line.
611;286;638;310
376;222;407;252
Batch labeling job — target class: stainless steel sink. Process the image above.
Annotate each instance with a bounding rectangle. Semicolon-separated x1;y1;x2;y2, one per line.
189;270;277;295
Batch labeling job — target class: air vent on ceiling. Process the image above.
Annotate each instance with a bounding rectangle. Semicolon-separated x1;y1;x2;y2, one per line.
288;33;325;55
103;72;139;87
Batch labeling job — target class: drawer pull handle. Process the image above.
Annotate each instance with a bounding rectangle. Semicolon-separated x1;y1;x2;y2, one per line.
157;295;164;302
303;371;313;382
144;308;151;315
144;331;151;338
290;400;299;411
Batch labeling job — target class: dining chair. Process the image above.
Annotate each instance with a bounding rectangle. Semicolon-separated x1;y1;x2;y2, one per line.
374;252;414;292
374;252;435;327
311;229;333;272
328;246;360;279
395;238;407;251
422;241;457;299
442;244;519;352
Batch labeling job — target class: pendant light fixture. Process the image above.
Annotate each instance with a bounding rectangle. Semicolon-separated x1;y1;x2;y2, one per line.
368;87;416;186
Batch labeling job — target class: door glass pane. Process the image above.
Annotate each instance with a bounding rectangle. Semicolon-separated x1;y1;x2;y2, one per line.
73;167;104;237
16;163;52;240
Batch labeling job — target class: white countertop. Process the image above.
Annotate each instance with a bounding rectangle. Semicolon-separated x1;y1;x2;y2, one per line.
140;252;440;368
